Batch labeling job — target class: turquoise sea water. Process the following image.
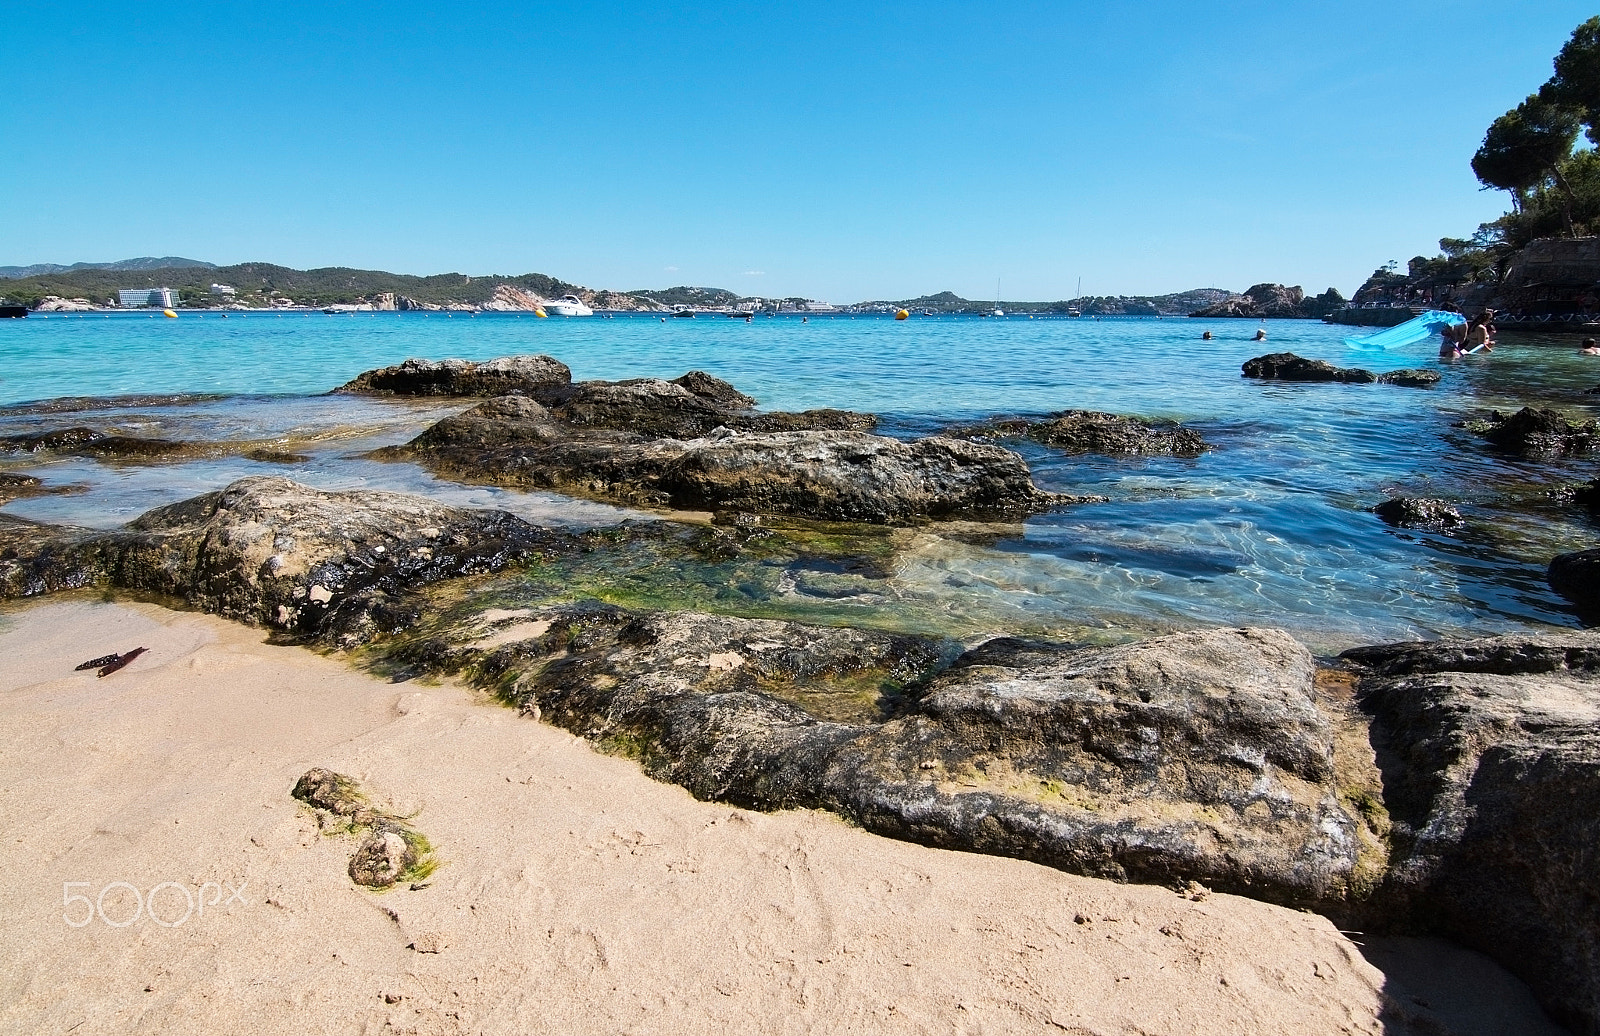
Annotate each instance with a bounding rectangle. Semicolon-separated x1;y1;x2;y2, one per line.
3;310;1598;651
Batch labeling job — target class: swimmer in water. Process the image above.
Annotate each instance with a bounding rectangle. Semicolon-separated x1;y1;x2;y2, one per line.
1581;337;1600;355
1201;331;1213;340
1252;328;1267;342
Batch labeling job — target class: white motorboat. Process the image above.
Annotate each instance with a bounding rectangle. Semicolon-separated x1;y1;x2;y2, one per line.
545;294;594;317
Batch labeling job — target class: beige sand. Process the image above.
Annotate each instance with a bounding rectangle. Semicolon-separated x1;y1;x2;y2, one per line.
0;599;1563;1036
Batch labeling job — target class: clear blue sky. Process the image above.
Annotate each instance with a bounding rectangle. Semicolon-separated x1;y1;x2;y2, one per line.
3;1;1593;301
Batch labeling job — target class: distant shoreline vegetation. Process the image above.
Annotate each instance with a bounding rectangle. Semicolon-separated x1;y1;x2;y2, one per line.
0;259;1273;317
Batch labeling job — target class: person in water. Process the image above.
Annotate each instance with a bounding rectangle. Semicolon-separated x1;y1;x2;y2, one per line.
1463;314;1494;353
1439;320;1468;358
1581;338;1600;355
1201;330;1213;340
1252;328;1267;341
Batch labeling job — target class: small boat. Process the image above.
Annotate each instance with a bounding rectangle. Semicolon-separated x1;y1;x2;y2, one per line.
0;303;26;318
545;294;594;317
672;306;696;318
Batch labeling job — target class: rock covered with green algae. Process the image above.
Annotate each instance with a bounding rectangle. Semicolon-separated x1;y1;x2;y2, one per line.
1341;631;1600;1035
388;606;1364;908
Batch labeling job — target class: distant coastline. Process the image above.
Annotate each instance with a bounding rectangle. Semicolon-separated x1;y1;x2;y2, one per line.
0;256;1256;318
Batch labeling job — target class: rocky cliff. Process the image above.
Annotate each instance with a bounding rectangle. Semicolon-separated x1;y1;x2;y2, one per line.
1191;283;1345;319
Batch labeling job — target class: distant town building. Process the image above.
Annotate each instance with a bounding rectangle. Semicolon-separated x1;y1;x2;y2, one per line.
118;287;177;309
209;283;237;296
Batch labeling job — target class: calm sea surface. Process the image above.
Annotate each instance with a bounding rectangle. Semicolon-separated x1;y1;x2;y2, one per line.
4;310;1598;651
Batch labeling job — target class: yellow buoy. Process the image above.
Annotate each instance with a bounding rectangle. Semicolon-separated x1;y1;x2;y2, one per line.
534;307;547;318
894;308;909;320
162;309;177;318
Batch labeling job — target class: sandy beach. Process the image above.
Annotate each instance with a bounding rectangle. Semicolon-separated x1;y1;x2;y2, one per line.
0;597;1564;1035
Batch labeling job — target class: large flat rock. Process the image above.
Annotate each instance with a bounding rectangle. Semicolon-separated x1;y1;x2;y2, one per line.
396;610;1361;907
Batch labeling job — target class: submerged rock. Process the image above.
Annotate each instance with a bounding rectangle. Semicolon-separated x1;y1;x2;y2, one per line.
1549;548;1600;620
0;427;106;452
332;354;573;397
1341;632;1600;1035
1376;368;1441;388
0;427;267;463
1475;406;1600;458
1574;477;1600;515
394;610;1360;907
1241;353;1377;383
1371;497;1464;530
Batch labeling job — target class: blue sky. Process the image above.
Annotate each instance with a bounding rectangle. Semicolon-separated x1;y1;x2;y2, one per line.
3;1;1593;301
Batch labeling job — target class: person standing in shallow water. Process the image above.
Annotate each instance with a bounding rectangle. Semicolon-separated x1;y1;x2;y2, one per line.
1464;314;1494;353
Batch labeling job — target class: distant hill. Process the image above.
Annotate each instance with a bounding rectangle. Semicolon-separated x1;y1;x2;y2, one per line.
846;287;1237;316
0;262;643;310
0;259;1256;317
0;256;214;280
629;286;744;308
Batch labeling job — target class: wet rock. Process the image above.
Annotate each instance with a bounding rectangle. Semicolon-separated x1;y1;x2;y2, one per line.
0;477;580;645
537;377;874;439
0;427;104;452
1023;411;1209;457
1477;407;1600;458
0;515;100;598
1376;369;1441;388
243;448;310;464
670;370;757;408
408;422;1067;523
348;825;418;888
1573;477;1600;516
1549;549;1600;620
1371;497;1464;530
410;609;1358;907
76;436;195;459
331;354;572;397
1241;353;1377;383
373;364;1058;525
0;427;211;462
1341;632;1600;1035
0;474;48;504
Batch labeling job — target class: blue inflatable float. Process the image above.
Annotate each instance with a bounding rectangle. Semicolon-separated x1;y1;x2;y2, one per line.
1344;310;1465;350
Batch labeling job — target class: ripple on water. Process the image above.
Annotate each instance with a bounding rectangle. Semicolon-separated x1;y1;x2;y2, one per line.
0;313;1595;643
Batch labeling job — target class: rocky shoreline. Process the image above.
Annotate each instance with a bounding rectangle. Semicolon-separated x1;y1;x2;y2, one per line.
2;356;1598;1032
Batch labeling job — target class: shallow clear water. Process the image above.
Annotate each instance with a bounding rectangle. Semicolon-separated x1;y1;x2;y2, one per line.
3;310;1598;650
